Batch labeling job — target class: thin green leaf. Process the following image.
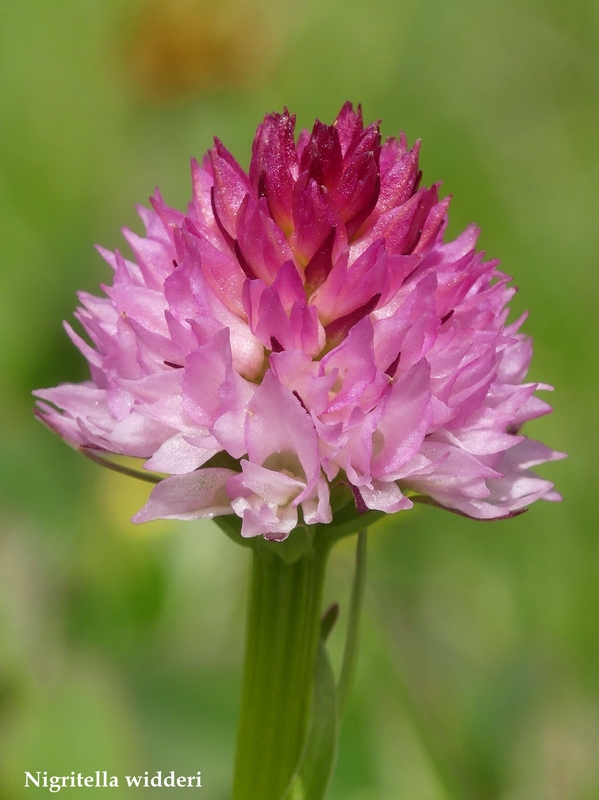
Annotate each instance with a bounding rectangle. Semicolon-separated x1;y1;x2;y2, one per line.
337;529;367;717
279;529;369;800
320;603;340;642
281;639;339;800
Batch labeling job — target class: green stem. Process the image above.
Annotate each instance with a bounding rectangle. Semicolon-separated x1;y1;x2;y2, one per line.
231;533;333;800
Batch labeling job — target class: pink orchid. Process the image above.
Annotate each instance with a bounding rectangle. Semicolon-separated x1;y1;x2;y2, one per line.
34;103;564;538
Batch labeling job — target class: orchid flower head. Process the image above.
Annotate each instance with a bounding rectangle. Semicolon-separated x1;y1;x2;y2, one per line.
34;103;565;539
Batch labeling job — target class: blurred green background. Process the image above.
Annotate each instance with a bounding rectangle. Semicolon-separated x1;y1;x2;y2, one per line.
0;0;595;797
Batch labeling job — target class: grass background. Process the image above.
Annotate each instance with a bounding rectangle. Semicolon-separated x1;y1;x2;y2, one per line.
0;0;596;797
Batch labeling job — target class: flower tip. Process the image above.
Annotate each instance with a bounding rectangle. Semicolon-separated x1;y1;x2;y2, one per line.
335;100;359;120
149;186;164;206
502;507;529;519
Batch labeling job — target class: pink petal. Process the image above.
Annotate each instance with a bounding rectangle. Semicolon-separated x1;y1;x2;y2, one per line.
133;468;237;522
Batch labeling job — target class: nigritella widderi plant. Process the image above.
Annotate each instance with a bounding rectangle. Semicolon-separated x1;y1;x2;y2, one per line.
35;104;564;800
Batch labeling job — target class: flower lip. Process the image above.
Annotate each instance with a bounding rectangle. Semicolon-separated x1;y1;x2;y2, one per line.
33;102;564;537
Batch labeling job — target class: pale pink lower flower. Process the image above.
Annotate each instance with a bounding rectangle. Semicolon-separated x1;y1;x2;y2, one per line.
34;104;565;538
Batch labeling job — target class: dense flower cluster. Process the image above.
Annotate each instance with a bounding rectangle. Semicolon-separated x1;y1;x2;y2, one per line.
35;104;563;538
